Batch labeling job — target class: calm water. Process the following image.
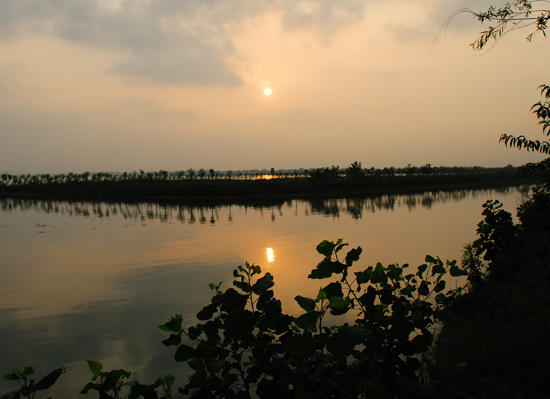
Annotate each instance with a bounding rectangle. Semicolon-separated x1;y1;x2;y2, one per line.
0;186;531;396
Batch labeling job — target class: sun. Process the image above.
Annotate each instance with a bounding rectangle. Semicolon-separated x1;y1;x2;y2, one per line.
264;87;272;96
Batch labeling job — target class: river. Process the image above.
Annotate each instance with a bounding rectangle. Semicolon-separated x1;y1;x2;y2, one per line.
0;185;531;396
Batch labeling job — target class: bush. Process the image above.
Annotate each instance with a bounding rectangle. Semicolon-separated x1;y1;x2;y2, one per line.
160;239;467;398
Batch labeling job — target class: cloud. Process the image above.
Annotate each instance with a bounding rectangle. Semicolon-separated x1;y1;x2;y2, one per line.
0;0;370;86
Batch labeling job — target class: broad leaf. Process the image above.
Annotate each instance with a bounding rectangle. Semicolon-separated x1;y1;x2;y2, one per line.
86;360;103;376
294;311;321;330
32;368;65;391
161;333;182;347
316;240;336;258
252;272;274;295
174;344;195;362
345;247;362;266
328;296;349;309
295;295;316;312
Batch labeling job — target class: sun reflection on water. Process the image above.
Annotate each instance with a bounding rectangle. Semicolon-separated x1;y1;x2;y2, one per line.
266;247;275;262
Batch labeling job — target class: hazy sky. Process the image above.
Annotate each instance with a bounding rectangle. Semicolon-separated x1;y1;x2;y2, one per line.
1;0;549;174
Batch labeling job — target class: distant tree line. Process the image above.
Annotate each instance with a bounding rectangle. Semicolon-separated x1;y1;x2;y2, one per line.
0;163;519;187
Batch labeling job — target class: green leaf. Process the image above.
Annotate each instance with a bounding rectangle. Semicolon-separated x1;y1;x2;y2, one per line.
316;240;337;258
248;263;262;275
188;358;205;371
197;304;217;321
252;272;274;295
295;296;316;312
401;284;416;297
174;344;196;362
317;288;327;300
256;289;275;310
418;281;430;297
323;282;343;299
104;369;131;386
233;280;251;292
79;382;95;395
161;333;182;347
294;311;321;330
185;370;207;390
86;360;103;376
416;264;428;278
187;326;201;340
209;281;223;290
308;259;334;279
355;269;372;284
164;375;175;387
424;255;439;264
32;368;65;391
371;263;387;284
158;314;183;332
358;286;377;308
434;280;446;293
450;265;468;277
218;288;248;312
345;247;362;266
431;263;446;275
328;297;349;309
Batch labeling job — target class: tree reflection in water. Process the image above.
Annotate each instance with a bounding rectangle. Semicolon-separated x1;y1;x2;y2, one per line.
0;185;532;223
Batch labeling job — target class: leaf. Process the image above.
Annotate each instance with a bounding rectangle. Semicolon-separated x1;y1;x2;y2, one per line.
79;382;95;395
450;265;468;277
358;286;377;308
316;240;336;258
332;325;370;358
345;247;362;266
218;288;248;312
164;375;175;387
418;281;430;297
295;296;316;312
294;311;321;330
355;269;372;284
317;288;327;300
323;282;343;299
256;289;274;310
252;272;274;295
401;284;416;297
328;297;349;309
308;259;333;279
32;368;65;391
424;255;438;264
86;360;103;376
158;314;183;332
285;335;317;359
233;281;251;293
161;333;182;347
104;369;131;386
434;280;446;293
416;264;428;278
196;304;217;321
174;344;196;362
187;326;201;340
0;392;20;399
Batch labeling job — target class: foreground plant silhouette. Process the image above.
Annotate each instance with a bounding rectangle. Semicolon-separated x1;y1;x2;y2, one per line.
2;366;65;399
160;239;467;398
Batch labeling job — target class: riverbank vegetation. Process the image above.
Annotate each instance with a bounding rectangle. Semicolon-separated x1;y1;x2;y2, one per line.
0;164;536;201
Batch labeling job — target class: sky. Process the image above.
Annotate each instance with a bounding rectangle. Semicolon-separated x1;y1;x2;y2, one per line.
1;0;549;174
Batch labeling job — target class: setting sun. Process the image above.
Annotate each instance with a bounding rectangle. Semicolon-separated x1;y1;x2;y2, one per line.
264;88;272;96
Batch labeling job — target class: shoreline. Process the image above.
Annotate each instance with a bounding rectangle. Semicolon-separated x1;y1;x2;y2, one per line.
0;175;539;206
